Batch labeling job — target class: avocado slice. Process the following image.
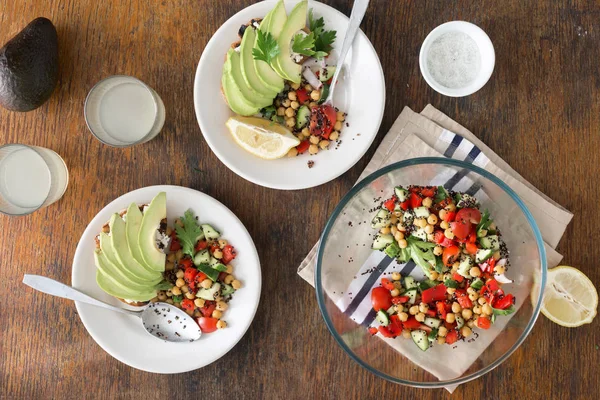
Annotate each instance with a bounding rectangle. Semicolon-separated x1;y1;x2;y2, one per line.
0;18;58;112
272;0;307;83
109;214;163;284
125;203;156;272
97;236;156;292
95;254;157;302
228;49;273;108
222;49;261;116
253;8;285;93
138;192;167;272
240;28;278;98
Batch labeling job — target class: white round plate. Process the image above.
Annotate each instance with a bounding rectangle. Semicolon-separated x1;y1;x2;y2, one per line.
72;185;261;373
194;0;385;190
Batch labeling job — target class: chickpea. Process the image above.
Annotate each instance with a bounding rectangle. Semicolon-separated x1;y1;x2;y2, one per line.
440;221;450;230
445;313;456;323
281;99;291;107
390;215;398;225
217;239;228;248
309;101;318;108
427;233;435;242
447;287;456;295
461;308;473;321
310;90;321;100
415;312;426;322
287;147;298;157
391;272;402;281
438;326;448;337
175;278;185;288
494;265;506;275
290;82;300;90
467;287;476;295
172;286;182;296
150;297;159;303
213;249;223;259
433;246;443;256
231;280;242;290
430;271;439;280
461;326;472;337
226;264;234;274
402;329;411;339
185;292;195;300
319;140;330;150
301;127;310;137
167;253;176;263
390;225;398;236
157;292;167;301
334;121;343;131
379;227;391;236
216;301;229;311
437;336;446;345
398;312;409;322
309;135;320;145
285;107;295;118
308;144;319;155
397;223;406;232
398;239;408;249
175;250;184;261
422;197;433;208
290;101;300;110
427;214;438;225
212;310;223;319
200;279;213;289
467;319;476;328
473;305;482;314
482;304;493;315
165;262;175;271
336;111;345;121
493;251;502;261
288;91;297;101
217;320;227;329
452;302;462;313
329;131;340;141
166;299;174;305
409;305;419;315
425;224;434;234
469;267;481;278
277;106;285;116
390;288;400;297
176;270;185;279
444;228;455;239
285;117;295;128
439;209;448;220
192;298;204;308
445;202;456;212
488;222;497;231
478;297;487;306
468;292;479;302
418;218;428;228
224;274;235;285
166;226;174;236
305;84;313;92
419;303;429;313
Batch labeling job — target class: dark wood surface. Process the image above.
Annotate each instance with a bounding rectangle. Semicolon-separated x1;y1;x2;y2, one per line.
1;0;598;398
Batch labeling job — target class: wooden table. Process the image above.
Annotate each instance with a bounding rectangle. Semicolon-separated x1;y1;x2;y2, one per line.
1;0;598;398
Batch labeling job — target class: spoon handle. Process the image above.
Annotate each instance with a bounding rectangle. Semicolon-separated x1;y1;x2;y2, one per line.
326;0;370;104
22;274;140;318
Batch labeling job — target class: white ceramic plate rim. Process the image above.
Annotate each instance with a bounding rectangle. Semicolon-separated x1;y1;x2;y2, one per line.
194;0;386;190
71;185;261;373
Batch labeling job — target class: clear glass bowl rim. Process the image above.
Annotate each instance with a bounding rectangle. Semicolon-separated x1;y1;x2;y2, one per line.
315;157;547;388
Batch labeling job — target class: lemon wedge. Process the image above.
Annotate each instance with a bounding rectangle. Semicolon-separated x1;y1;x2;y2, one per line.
541;266;598;327
226;116;300;160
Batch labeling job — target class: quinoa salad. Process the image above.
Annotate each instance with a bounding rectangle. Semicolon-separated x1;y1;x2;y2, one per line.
367;185;516;351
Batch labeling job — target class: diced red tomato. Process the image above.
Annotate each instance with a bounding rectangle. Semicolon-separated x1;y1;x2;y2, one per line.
296;140;310;154
445;329;459;344
179;258;193;269
409;192;423;208
381;278;395;291
466;242;478;255
493;294;515;310
371;287;393;311
456;208;482;224
197;317;218;333
421;283;447;304
209;243;220;253
452;273;464;283
222;245;237;264
426;309;437;317
195;240;208;251
434;231;455;248
389;315;403;335
486;279;500;292
456;292;473;309
442;211;457;222
402;317;422;330
378;325;395;338
368;327;378;335
383;196;397;212
442;245;461;266
184;267;198;283
450;220;471;240
444;321;457;330
436;302;448;319
181;298;195;311
309;104;337;137
296;88;309;104
170;236;182;251
399;200;410;210
468;233;477;244
391;295;410;304
200;301;216;318
477;316;491;329
195;272;208;284
421;187;436;198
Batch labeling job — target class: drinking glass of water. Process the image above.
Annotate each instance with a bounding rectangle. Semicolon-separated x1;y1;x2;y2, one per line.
84;75;166;147
0;144;69;216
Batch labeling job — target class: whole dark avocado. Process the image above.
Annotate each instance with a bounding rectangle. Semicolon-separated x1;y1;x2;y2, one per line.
0;17;58;112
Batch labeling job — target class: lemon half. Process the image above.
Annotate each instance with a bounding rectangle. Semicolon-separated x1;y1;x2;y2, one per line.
541;266;598;327
226;116;300;160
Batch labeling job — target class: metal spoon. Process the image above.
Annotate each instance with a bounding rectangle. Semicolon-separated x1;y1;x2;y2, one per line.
22;274;201;343
323;0;370;105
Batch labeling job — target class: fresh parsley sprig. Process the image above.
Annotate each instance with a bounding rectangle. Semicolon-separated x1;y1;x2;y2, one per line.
292;32;316;56
174;209;203;257
252;30;280;65
304;8;337;59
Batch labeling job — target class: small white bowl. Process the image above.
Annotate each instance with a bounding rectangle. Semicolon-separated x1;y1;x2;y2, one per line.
419;21;495;97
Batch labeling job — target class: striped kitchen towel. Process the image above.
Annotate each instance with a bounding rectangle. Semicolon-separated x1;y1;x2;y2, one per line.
297;105;572;392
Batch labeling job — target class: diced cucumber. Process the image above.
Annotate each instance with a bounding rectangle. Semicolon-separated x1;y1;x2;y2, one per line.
406;288;417;305
193;249;210;266
209;256;221;267
384;242;401;258
371;209;391;229
423;317;442;329
376;310;389;326
196;282;221;301
372;234;394;250
201;224;221;240
411;228;427;242
455;314;465;329
295;105;311;129
212;263;228;272
418;279;438;292
319;66;336;81
221;283;235;297
404;276;417;290
394;186;409;202
413;206;430;218
428;328;439;343
411;330;430;351
476;249;494;263
470;278;484;290
402;210;414;226
197;263;219;281
318;84;329;104
386;305;397;315
479;235;500;250
457;257;474;278
457;194;478;209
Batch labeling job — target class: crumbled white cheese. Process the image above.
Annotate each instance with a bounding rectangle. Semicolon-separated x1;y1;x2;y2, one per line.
122;213;127;222
155;230;171;254
252;21;260;29
290;30;308;63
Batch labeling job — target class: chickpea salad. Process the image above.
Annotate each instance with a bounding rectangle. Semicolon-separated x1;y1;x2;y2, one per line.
367;185;516;351
222;0;347;160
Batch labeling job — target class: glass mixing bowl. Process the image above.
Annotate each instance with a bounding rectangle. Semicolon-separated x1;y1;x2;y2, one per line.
315;158;547;388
